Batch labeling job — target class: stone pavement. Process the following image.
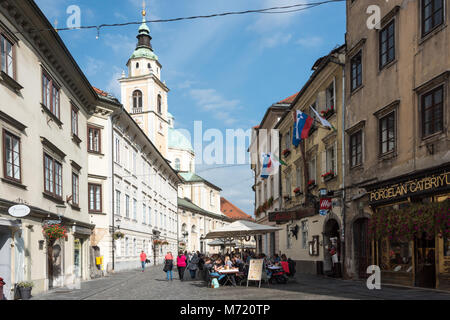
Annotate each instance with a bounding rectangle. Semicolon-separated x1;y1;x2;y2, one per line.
31;265;450;300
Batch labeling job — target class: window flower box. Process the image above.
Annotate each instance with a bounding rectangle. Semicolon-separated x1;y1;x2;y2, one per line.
293;187;303;196
282;149;291;157
307;180;316;190
321;171;335;182
321;106;335;119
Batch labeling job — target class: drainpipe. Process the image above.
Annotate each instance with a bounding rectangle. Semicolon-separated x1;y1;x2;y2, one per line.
341;61;347;278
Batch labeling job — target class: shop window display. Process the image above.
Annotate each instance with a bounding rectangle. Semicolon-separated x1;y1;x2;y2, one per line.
389;241;413;272
445;237;450;257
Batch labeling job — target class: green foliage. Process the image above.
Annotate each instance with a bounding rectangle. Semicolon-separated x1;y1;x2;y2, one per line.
369;200;450;241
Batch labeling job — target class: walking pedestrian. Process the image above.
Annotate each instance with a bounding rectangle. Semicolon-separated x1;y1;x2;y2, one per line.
140;251;147;272
163;251;174;281
188;252;199;279
176;251;187;281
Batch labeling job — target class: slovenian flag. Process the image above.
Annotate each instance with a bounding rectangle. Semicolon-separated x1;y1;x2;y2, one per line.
292;122;300;147
296;110;314;140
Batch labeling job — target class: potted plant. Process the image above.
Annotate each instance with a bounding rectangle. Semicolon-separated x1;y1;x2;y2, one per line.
293;187;302;196
321;171;335;182
113;231;125;240
282;149;291;158
17;281;34;300
42;224;67;243
320;106;335;119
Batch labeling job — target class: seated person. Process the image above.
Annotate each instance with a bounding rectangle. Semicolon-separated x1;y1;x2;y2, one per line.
273;254;281;265
209;258;226;281
280;254;290;275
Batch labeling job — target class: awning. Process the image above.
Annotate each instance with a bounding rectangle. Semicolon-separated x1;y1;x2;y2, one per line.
204;220;281;240
268;207;315;223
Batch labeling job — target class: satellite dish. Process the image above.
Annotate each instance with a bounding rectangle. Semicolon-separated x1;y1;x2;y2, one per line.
8;205;31;218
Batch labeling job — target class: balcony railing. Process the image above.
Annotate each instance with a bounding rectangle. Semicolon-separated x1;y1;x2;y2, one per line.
131;108;143;114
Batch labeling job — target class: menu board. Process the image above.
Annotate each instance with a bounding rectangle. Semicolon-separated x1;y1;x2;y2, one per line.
247;259;263;281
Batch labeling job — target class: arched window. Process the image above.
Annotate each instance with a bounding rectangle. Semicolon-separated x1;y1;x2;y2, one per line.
136;62;139;69
175;158;181;171
132;90;143;113
191;225;197;234
157;94;162;114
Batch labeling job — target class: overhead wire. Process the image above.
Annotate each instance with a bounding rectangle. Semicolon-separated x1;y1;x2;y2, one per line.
14;0;346;35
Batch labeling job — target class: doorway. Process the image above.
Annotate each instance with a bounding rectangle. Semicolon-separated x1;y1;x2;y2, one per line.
74;239;82;279
414;235;436;288
0;229;11;300
324;219;341;277
353;218;370;279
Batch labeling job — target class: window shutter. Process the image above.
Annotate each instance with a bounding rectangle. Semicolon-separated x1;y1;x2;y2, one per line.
317;91;326;113
333;77;337;110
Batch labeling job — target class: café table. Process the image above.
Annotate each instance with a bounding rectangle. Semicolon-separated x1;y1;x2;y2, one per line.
218;269;240;286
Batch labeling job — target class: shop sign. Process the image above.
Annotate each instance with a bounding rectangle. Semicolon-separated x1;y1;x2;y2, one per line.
268;207;315;223
368;169;450;205
319;198;332;216
8;205;30;218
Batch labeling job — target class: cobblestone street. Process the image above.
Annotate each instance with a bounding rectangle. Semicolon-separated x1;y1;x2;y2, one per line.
30;266;450;300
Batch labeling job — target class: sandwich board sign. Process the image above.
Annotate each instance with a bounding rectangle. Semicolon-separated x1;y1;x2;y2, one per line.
247;259;264;288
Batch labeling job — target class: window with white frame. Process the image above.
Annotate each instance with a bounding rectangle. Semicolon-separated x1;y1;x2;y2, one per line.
114;136;120;164
296;166;302;188
326;145;336;175
301;220;308;249
115;190;121;216
133;198;137;220
125;195;130;218
143;203;146;224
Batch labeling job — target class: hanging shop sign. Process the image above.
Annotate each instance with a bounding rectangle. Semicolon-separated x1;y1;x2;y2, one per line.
8;205;30;218
367;167;450;205
319;198;332;216
268;207;315;223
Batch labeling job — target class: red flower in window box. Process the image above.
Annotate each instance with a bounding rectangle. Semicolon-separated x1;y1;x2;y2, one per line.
307;180;316;186
321;107;335;119
293;187;302;196
321;171;335;178
282;149;291;157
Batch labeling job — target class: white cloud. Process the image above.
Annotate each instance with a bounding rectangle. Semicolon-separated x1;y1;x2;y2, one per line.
259;33;292;49
296;36;324;48
102;33;136;55
105;67;123;100
189;89;240;112
247;0;310;33
83;57;105;77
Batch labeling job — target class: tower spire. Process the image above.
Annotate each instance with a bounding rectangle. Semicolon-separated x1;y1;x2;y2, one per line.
142;0;147;20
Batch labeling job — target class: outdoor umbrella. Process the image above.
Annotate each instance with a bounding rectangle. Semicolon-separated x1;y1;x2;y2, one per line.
204;220;281;239
204;220;281;258
207;239;236;255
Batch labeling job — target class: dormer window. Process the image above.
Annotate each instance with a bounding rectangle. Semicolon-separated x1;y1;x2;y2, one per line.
148;63;151;69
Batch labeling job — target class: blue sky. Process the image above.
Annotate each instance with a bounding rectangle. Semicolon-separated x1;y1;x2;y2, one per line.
35;0;346;216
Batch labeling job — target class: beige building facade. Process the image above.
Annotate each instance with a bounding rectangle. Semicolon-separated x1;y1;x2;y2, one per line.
0;1;100;298
344;0;449;290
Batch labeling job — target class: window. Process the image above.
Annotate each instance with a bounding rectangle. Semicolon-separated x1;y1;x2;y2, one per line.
350;131;363;167
287;225;292;249
115;190;121;216
210;190;214;206
308;157;316;183
88;126;101;153
148;207;152;226
285;176;291;196
114;137;120;163
422;0;444;36
379;112;396;154
143;204;146;224
421;86;443;137
136;62;139;69
88;184;102;213
133;198;137;220
326;81;335;110
157;94;162;114
174;158;181;171
125;195;130;218
42;73;60;119
350;51;362;92
72;173;79;206
44;154;62;199
445;237;450;257
1;34;14;78
301;221;308;249
71;106;79;137
132;90;143;113
3;130;21;182
326;145;336;174
132;151;137;175
285;129;291;150
379;20;395;69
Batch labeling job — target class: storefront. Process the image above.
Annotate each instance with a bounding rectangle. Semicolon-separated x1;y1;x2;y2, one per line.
365;164;450;290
